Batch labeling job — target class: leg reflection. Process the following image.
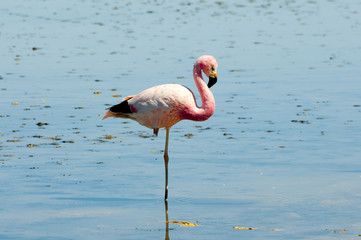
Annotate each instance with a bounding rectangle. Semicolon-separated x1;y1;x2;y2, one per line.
165;200;170;240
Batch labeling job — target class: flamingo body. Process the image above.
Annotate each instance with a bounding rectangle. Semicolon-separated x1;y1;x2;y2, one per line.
107;83;214;130
103;55;218;201
130;84;195;128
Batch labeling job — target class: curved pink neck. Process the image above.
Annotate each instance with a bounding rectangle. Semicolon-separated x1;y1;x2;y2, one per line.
183;65;215;121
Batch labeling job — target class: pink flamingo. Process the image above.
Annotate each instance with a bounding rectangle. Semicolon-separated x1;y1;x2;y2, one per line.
103;55;218;201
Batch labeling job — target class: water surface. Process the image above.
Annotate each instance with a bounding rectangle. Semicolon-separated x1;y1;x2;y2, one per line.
1;0;361;239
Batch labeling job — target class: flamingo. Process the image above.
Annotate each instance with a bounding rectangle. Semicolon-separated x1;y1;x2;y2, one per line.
103;55;218;201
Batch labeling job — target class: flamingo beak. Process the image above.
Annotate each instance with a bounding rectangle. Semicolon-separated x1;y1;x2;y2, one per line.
208;71;217;88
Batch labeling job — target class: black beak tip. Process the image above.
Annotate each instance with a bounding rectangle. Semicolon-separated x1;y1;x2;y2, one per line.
207;76;217;88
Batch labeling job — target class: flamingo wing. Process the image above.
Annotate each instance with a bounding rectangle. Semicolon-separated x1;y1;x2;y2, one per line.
128;84;196;129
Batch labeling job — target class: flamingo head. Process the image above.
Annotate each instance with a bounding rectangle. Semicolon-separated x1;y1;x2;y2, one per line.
195;55;218;88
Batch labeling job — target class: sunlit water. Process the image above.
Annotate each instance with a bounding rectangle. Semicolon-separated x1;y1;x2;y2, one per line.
1;0;361;239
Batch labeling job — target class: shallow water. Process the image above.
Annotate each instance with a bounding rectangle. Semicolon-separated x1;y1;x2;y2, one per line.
1;0;361;239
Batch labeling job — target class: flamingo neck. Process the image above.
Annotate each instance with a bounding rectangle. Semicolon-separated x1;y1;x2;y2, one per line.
186;66;215;121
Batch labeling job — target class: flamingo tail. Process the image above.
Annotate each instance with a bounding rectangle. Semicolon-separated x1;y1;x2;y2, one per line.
102;99;133;120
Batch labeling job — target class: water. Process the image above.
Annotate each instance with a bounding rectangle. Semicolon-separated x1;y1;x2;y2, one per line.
1;0;361;239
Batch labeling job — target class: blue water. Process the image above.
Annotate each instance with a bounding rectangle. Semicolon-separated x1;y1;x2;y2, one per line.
1;0;361;239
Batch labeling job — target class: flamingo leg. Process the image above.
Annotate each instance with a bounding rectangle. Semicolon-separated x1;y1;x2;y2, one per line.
164;128;170;202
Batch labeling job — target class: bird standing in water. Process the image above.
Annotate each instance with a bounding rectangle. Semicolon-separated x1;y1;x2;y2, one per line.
103;55;218;201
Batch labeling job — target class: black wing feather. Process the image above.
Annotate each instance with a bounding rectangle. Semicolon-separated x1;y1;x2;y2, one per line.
109;100;132;113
